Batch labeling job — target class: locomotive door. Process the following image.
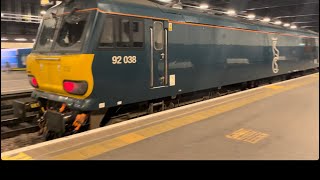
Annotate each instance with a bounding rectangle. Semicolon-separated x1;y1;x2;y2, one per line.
150;20;168;88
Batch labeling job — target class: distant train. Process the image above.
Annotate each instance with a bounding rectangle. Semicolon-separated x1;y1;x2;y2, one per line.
26;0;319;139
1;48;31;70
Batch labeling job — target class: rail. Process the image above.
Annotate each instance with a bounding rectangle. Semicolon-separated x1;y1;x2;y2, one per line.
1;92;32;101
1;91;38;140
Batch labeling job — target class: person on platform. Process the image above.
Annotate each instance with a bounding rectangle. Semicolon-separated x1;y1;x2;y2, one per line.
5;61;11;73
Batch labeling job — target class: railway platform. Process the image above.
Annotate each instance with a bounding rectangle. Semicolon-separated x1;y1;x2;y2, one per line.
1;71;33;95
1;73;318;160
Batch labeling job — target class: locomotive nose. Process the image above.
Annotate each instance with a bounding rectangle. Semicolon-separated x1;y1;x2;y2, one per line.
26;54;95;99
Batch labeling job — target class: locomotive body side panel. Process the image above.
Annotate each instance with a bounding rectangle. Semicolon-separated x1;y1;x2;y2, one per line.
27;0;319;111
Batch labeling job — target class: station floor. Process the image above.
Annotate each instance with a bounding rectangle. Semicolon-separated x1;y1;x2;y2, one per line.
1;71;33;95
1;73;319;160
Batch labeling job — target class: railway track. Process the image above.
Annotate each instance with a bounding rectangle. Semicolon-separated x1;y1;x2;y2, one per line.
1;92;32;101
1;92;40;139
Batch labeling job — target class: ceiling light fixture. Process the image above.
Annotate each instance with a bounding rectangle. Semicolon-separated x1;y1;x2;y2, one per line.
247;14;255;20
172;0;183;9
274;20;282;25
226;9;236;16
283;23;290;27
199;4;209;9
290;25;297;29
14;38;28;41
158;0;172;3
261;17;271;22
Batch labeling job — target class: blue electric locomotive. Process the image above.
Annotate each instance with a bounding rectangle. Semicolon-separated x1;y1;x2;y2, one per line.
26;0;319;138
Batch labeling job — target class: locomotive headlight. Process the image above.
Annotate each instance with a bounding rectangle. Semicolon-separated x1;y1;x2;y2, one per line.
63;80;88;95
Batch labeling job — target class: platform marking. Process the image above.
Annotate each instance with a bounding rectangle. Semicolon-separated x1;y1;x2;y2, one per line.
226;128;269;144
2;152;33;160
48;77;317;160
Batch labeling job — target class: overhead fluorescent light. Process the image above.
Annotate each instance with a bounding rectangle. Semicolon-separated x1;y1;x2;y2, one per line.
172;1;183;10
226;9;236;16
290;25;297;29
199;4;209;9
247;14;255;20
283;23;290;27
14;38;28;41
261;17;270;23
274;20;282;25
158;0;172;2
1;37;9;41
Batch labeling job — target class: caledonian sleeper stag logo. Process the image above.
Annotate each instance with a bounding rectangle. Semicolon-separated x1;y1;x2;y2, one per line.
272;37;280;73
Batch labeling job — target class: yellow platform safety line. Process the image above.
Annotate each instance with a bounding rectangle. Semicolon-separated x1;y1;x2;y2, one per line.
47;76;317;160
265;85;284;90
10;68;26;71
2;75;317;160
2;152;32;160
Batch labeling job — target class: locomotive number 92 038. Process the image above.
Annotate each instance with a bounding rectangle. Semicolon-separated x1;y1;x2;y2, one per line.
112;56;137;64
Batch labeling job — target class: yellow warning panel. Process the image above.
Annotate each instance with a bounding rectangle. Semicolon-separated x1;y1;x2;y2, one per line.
168;23;173;31
226;128;269;144
2;152;33;160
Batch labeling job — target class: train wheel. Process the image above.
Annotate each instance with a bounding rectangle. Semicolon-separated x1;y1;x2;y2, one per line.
45;131;56;141
99;108;117;127
168;102;175;109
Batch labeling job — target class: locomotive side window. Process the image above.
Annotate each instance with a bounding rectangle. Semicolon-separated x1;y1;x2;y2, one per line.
99;17;114;47
116;19;131;47
303;38;316;52
154;21;164;50
98;16;144;49
132;21;144;47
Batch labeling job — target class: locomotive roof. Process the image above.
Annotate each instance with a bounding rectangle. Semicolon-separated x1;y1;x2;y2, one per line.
56;0;319;38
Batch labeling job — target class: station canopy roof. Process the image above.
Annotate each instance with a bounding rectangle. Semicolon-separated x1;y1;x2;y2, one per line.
154;0;319;33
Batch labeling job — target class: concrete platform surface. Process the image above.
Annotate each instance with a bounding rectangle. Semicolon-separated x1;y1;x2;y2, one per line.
1;71;33;95
1;73;318;160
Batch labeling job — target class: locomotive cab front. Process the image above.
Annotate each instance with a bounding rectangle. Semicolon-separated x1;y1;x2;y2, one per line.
26;1;100;139
27;1;97;106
